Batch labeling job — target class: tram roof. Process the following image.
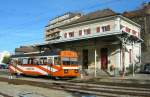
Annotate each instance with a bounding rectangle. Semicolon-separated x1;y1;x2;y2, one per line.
11;51;59;58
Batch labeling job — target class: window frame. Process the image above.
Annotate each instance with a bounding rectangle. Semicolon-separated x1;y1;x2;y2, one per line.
84;28;91;35
96;26;100;33
79;30;82;36
101;25;110;32
64;33;67;38
68;32;74;37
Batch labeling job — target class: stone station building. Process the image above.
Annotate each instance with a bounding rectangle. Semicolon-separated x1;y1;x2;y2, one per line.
14;8;143;77
33;9;142;76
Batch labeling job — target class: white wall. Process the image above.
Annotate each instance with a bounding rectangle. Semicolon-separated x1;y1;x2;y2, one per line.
124;43;141;68
120;19;141;38
60;19;117;39
53;16;141;72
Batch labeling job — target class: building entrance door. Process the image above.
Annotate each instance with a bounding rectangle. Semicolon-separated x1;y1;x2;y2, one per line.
82;49;88;69
101;48;108;70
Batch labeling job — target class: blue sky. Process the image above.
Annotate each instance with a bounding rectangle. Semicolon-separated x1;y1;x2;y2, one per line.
0;0;149;52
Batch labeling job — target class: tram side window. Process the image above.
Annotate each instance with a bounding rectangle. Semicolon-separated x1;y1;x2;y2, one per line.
43;57;47;64
39;58;43;65
39;57;47;65
33;59;39;65
18;58;22;65
22;58;28;64
28;58;34;64
54;57;61;65
48;57;53;65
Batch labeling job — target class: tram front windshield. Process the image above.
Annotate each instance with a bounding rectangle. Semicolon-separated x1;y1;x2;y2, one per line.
62;57;78;65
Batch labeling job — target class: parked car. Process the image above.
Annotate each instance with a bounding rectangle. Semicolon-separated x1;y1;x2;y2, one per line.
142;63;150;74
0;63;8;69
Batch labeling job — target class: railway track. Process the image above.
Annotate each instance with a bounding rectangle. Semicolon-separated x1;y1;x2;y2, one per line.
0;76;150;97
0;71;150;97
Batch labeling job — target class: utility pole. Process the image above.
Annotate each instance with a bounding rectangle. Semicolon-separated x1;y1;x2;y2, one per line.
94;48;97;77
117;35;129;78
132;41;135;77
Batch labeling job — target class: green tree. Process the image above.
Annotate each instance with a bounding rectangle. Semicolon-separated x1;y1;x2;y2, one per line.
2;56;10;64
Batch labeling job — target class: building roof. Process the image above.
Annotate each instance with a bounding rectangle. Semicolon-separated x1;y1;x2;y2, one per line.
15;46;38;53
11;51;58;58
60;9;118;27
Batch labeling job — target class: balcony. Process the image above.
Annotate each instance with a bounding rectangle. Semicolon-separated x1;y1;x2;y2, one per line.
45;28;60;36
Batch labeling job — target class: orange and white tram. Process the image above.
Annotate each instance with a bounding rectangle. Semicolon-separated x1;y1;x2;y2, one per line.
9;50;80;78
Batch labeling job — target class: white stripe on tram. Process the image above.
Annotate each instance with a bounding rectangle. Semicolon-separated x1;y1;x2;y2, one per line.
41;66;58;72
17;65;48;75
10;66;22;74
62;67;79;69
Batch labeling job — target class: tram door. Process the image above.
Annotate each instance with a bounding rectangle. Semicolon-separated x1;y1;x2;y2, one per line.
101;48;108;70
82;49;88;69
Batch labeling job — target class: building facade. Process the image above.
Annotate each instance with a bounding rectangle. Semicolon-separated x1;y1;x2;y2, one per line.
45;12;81;41
36;9;142;76
123;2;150;64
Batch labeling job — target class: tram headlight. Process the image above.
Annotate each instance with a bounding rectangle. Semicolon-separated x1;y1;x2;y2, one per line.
64;69;68;73
74;69;79;73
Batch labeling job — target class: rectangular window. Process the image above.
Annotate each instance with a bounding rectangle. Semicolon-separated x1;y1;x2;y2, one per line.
64;33;67;38
22;58;28;64
84;28;91;35
96;27;100;33
79;30;82;36
102;25;110;32
132;30;137;36
87;29;91;34
69;32;74;37
126;27;131;33
54;57;61;65
39;57;47;65
84;29;86;35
